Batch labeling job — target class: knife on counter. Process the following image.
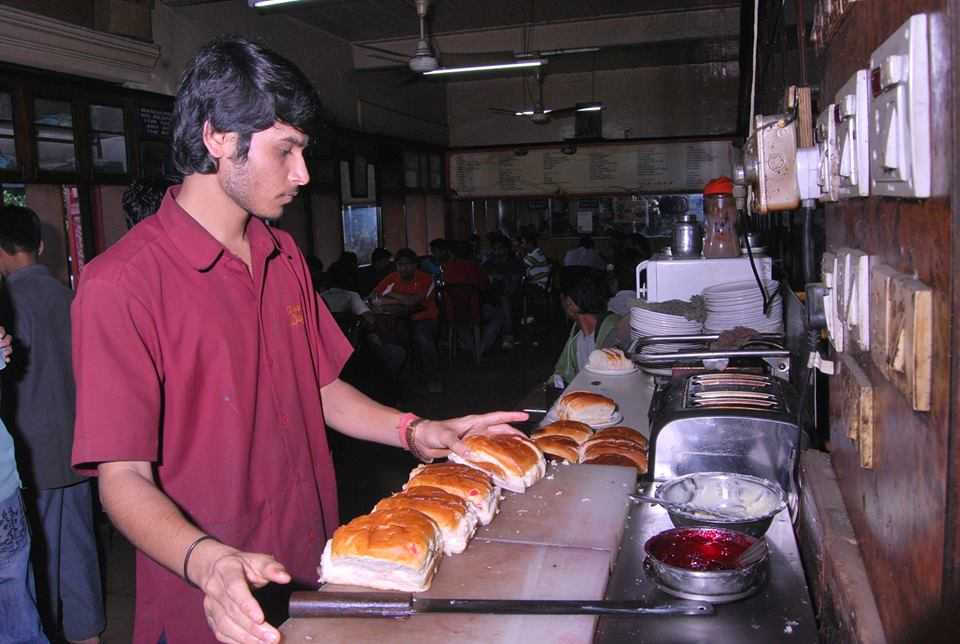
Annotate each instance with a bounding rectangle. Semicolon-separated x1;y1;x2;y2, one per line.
289;591;714;618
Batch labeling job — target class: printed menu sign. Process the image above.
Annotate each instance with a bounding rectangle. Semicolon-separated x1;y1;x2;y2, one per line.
449;140;732;198
138;107;172;139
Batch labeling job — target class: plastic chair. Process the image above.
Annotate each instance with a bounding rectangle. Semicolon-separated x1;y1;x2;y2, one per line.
439;282;483;366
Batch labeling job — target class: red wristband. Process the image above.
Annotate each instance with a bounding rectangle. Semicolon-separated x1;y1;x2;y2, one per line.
397;412;419;450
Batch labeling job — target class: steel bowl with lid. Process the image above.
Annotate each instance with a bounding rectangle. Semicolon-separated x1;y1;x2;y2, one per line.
655;472;786;537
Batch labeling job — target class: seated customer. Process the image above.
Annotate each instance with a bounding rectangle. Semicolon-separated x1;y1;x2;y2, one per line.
552;269;624;386
317;265;405;380
372;248;442;393
358;247;393;297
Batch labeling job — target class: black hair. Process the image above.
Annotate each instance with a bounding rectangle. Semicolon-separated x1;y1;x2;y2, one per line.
0;205;42;255
395;248;418;264
578;234;594;249
451;240;473;259
522;231;539;246
328;261;357;290
371;247;391;264
171;36;321;175
558;267;608;315
614;249;640;293
122;177;173;229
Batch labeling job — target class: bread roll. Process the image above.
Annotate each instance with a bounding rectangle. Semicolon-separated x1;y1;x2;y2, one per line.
555;391;618;426
375;486;478;555
532;420;593;445
405;463;500;525
587;348;634;372
582;453;645;471
319;508;442;592
580;439;648;474
448;434;545;493
592;426;649;451
533;434;579;463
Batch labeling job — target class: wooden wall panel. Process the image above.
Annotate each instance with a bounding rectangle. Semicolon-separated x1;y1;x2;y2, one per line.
381;193;406;253
818;0;953;639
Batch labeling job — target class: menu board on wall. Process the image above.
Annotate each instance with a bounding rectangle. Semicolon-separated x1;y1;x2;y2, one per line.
449;140;733;198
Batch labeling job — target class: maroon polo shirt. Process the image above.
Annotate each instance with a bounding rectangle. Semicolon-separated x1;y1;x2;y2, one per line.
72;187;352;644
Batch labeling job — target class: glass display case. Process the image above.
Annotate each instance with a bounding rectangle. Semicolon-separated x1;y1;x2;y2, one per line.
0;92;17;171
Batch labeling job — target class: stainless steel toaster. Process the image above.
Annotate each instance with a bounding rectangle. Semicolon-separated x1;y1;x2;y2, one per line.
648;372;801;511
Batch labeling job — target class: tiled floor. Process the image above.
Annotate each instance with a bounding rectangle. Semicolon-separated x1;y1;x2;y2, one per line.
98;329;564;641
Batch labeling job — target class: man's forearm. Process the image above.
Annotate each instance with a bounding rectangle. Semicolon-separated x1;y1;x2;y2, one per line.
98;462;235;585
321;378;403;447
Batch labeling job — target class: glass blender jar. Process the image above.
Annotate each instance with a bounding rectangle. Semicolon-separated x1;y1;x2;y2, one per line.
702;177;740;258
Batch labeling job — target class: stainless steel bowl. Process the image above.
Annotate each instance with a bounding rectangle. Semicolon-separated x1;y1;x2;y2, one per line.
643;527;768;602
655;472;786;537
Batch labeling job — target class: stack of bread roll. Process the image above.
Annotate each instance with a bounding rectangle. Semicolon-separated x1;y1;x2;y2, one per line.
531;420;592;463
320;435;546;592
532;421;649;476
580;426;649;474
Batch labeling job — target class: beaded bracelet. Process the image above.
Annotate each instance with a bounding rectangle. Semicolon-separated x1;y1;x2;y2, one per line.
396;412;419;450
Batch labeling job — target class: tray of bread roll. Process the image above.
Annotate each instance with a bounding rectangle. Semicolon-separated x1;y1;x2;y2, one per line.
286;433;639;644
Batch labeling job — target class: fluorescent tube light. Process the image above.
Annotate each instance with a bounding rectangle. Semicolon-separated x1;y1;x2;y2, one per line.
249;0;304;8
424;59;545;76
576;103;604;112
515;109;551;116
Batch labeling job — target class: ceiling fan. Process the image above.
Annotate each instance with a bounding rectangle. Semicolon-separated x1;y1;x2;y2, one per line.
490;71;604;124
354;0;599;77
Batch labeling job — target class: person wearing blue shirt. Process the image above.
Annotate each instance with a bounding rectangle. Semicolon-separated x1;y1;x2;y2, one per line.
0;326;47;643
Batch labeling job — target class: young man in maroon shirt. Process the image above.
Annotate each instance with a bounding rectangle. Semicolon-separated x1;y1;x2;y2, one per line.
71;37;525;644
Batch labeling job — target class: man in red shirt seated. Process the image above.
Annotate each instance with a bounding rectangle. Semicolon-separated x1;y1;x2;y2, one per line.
372;247;442;392
70;37;525;644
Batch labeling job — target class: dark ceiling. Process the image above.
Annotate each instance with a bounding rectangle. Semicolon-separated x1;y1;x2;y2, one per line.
247;0;740;43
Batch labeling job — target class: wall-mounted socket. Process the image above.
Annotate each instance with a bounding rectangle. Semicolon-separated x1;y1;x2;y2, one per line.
835;69;871;198
816;104;840;202
869;14;932;198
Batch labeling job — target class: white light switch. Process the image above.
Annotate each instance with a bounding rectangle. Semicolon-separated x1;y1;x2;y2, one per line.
836;70;871;198
816;104;840;202
869;14;931;198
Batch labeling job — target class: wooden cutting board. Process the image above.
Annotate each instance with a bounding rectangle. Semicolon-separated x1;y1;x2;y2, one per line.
476;462;637;551
281;541;614;644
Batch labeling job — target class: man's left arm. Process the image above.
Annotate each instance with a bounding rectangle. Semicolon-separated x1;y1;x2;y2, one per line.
320;378;527;460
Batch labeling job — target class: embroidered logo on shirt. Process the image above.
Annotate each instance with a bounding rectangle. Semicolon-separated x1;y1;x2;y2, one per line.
287;303;305;326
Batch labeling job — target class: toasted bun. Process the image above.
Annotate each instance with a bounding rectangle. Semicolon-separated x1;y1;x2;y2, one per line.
405;463;499;525
320;508;443;591
580;440;648;474
533;420;594;445
592;426;649;450
582;453;643;470
448;435;545;493
587;348;633;372
555;391;618;425
533;435;580;463
375;487;478;555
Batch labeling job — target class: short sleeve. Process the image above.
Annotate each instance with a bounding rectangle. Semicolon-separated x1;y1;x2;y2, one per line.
311;291;354;387
71;278;163;473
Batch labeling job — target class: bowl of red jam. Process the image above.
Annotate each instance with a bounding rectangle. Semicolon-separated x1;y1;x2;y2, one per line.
643;527;768;601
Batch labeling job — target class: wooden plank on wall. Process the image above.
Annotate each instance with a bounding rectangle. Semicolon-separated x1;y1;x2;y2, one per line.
818;0;952;639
